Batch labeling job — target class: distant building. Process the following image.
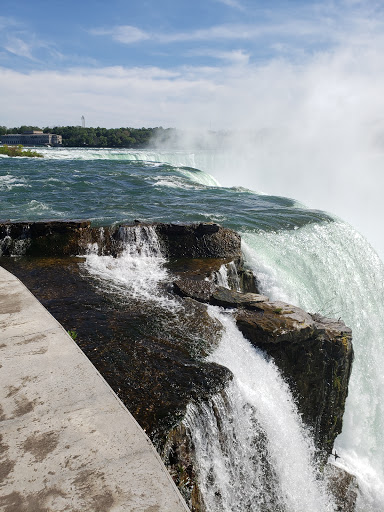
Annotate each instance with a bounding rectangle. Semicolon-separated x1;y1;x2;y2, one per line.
0;131;62;146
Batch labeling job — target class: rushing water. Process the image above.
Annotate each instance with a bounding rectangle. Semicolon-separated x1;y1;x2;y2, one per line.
1;147;383;510
185;307;335;512
83;225;175;306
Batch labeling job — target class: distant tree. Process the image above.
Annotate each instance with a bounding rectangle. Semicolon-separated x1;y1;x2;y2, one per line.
97;135;108;147
11;125;42;134
1;125;161;148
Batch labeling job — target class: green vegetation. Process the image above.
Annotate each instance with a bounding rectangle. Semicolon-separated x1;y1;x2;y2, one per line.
1;125;175;148
0;144;43;158
340;335;349;350
67;330;78;341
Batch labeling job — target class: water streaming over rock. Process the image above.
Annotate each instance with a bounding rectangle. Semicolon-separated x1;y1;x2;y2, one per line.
185;307;335;512
211;261;241;291
83;225;174;306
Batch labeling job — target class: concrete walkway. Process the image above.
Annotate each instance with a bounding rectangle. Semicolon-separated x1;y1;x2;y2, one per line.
0;266;189;512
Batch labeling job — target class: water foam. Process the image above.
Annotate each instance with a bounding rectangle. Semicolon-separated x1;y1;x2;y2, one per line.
83;225;177;308
0;175;30;190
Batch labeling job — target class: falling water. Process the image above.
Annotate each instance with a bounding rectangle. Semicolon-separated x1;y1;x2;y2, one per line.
185;307;335;512
83;225;174;306
241;221;384;510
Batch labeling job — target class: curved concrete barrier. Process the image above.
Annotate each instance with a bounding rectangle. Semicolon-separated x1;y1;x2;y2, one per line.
0;266;189;512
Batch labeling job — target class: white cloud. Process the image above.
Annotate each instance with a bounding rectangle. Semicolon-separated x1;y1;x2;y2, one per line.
4;36;35;60
214;0;245;11
0;18;65;64
114;25;151;44
91;22;318;45
188;48;250;64
0;16;19;30
89;2;384;53
90;25;151;44
1;33;384;130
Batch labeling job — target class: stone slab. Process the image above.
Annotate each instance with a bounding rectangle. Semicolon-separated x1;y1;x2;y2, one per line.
0;266;189;512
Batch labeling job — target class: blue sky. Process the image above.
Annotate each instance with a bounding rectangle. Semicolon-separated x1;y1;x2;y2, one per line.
1;0;384;128
1;0;379;72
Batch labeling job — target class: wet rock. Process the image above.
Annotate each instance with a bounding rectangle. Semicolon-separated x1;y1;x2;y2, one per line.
155;222;241;259
325;464;358;512
210;288;269;309
236;301;318;344
173;280;216;303
166;257;235;280
237;268;260;294
0;221;242;261
162;424;203;512
236;301;353;458
0;221;92;256
173;280;268;309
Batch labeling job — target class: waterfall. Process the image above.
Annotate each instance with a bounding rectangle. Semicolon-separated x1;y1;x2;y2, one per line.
211;262;241;291
241;221;384;510
185;307;335;512
116;225;164;258
83;225;176;306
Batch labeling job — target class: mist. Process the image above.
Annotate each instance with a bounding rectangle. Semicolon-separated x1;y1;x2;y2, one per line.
150;45;384;259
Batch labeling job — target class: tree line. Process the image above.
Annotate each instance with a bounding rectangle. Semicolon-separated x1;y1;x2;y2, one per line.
0;125;175;148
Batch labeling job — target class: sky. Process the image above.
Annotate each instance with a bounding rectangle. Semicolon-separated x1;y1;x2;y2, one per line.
1;0;384;129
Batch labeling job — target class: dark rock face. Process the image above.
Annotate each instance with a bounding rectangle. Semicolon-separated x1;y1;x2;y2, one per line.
173;280;216;303
211;288;268;309
235;300;353;457
0;221;242;261
0;221;92;256
173;280;268;310
173;279;353;459
237;268;260;294
162;424;202;511
155;222;242;259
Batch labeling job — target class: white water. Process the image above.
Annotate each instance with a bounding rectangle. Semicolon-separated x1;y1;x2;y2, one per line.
36;147;220;187
213;264;231;289
207;262;241;291
0;174;30;190
185;307;335;512
83;225;177;307
242;221;384;510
